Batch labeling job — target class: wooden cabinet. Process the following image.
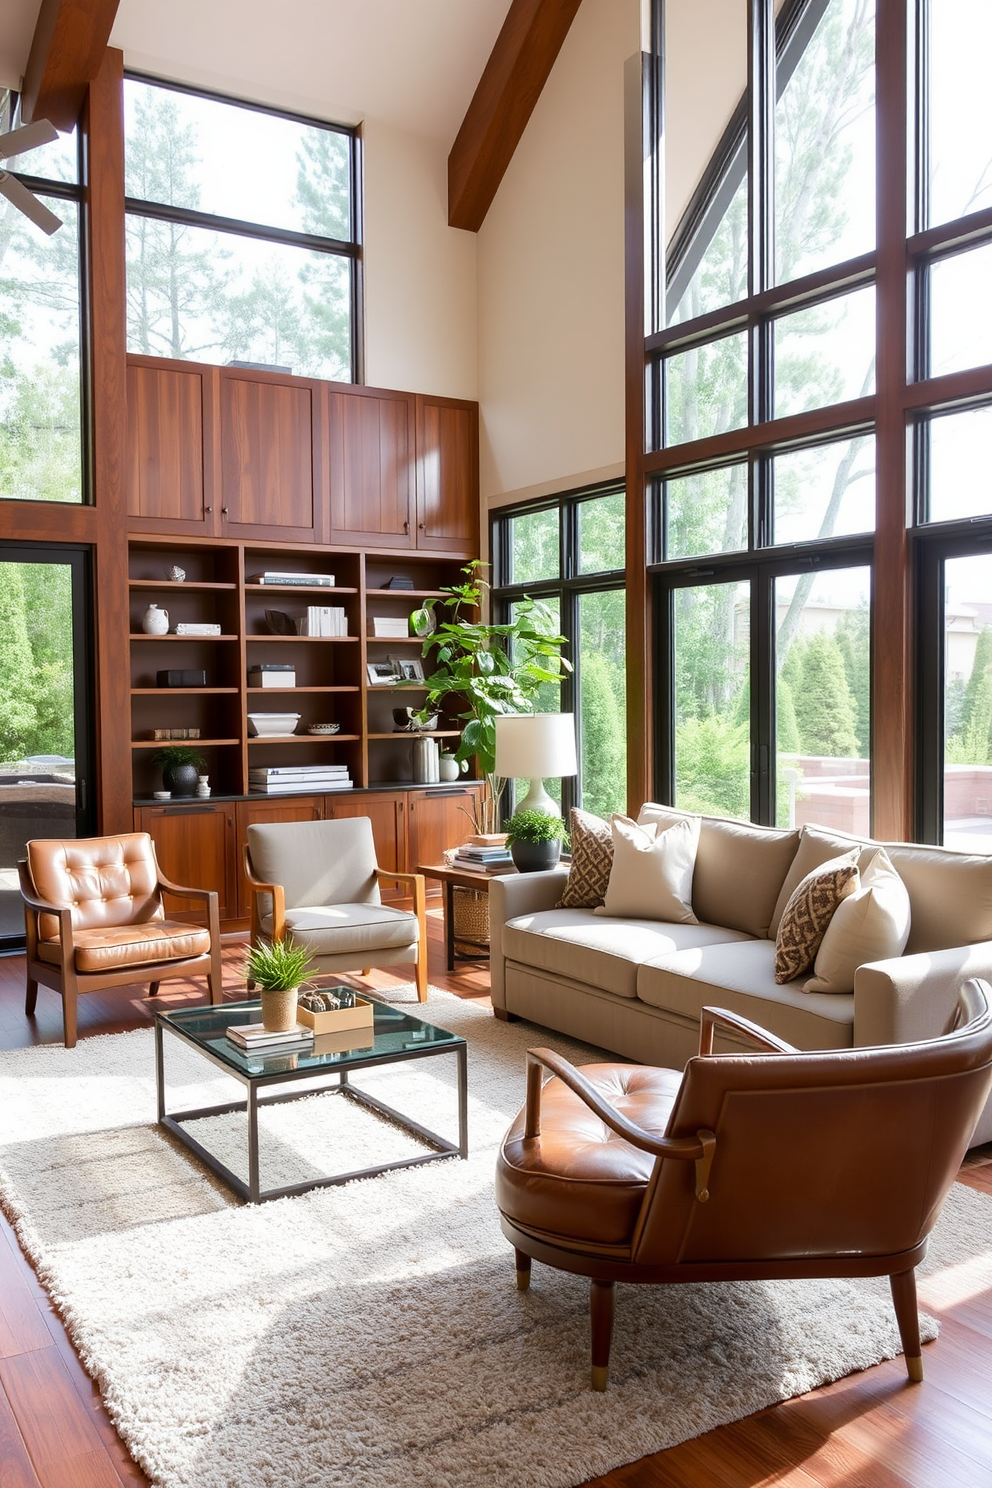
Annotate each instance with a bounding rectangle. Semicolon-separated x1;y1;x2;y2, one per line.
220;371;318;542
136;801;237;921
126;361;210;534
406;787;481;872
327;386;416;548
415;395;479;554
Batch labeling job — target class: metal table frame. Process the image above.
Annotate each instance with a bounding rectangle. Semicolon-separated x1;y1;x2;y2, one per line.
154;1013;468;1204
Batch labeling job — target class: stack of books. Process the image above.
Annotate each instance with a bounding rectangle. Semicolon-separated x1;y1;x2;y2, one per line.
225;1022;314;1052
249;764;354;795
174;622;222;636
368;616;410;638
300;606;348;636
254;572;336;587
448;842;514;873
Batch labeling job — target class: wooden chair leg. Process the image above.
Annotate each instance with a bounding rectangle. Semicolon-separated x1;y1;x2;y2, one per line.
147;981;161;998
361;969;371;976
25;976;38;1016
890;1268;924;1382
590;1279;615;1391
515;1249;531;1292
414;948;428;1002
62;989;78;1050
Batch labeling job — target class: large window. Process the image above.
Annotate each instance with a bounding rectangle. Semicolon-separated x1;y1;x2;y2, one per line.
0;91;84;504
493;488;627;821
123;77;360;380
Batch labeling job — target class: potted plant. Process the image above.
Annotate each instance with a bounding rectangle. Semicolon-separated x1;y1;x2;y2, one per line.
242;936;316;1032
152;745;207;797
410;562;570;833
504;808;569;873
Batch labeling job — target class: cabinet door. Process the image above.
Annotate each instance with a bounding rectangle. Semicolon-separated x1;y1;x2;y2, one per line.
126;361;212;534
236;796;325;919
406;787;481;871
136;802;237;922
415;395;479;555
326;386;415;548
325;792;407;899
220;372;317;541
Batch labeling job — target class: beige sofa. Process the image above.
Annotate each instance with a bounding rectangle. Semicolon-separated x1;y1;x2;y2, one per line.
489;809;992;1146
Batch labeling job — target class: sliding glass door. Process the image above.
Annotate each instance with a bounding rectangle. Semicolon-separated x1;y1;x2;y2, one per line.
0;546;93;948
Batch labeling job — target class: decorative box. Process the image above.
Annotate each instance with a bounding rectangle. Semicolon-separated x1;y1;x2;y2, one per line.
248;665;296;689
157;669;207;687
296;994;375;1035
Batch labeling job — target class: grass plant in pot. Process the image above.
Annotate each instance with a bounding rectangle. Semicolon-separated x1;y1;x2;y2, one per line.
504;808;568;873
152;745;207;798
243;936;316;1032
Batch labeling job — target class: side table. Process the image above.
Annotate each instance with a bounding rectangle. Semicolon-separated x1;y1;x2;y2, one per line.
417;862;517;973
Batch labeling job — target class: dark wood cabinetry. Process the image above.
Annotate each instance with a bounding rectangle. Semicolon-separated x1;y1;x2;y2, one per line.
327;386;416;547
126;361;209;533
220;372;318;542
415;395;479;553
136;800;237;921
406;787;479;868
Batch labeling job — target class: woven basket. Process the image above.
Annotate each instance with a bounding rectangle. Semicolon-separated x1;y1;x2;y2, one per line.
452;886;490;956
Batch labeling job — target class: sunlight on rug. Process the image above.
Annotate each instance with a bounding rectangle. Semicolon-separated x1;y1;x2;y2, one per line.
0;985;980;1488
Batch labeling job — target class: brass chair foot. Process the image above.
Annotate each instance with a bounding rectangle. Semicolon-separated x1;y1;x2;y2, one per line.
906;1354;924;1382
590;1365;609;1392
516;1269;530;1292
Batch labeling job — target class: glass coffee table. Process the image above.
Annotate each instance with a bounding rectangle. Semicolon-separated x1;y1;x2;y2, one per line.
154;998;468;1203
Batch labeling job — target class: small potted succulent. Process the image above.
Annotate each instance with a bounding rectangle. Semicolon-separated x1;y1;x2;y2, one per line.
504;808;569;873
152;745;207;798
242;936;315;1031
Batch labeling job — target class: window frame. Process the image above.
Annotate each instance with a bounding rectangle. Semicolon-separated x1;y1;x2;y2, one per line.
122;72;364;381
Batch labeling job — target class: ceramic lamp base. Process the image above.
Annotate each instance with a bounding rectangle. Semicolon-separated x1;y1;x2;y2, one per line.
516;779;559;815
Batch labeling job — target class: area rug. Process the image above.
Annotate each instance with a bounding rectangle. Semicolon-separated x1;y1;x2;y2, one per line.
0;987;983;1488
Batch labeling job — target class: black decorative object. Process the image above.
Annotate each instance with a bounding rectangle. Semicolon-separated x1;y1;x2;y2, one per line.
157;669;207;687
265;609;295;635
383;576;415;590
509;839;562;873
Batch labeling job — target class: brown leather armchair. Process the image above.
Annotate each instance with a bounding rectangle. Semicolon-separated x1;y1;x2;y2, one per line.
496;982;992;1390
19;833;222;1048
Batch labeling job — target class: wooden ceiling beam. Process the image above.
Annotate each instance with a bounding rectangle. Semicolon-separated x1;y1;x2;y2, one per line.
448;0;582;232
20;0;122;131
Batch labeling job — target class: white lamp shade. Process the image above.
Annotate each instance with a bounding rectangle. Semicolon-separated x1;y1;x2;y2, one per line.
494;713;577;779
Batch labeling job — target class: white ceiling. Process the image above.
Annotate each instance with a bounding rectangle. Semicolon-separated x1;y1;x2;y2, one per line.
0;0;513;143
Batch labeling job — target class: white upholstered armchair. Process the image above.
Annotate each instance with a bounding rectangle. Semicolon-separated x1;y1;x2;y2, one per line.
243;816;428;1001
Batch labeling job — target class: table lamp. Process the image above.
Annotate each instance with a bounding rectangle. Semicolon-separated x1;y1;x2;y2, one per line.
494;713;577;815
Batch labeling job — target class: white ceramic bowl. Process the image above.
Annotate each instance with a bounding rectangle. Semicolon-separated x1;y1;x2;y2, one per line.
247;713;301;737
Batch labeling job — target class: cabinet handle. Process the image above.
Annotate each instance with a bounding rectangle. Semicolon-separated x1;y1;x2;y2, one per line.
419;521;427;531
423;789;467;798
204;505;213;513
221;507;229;514
403;519;410;533
159;806;216;816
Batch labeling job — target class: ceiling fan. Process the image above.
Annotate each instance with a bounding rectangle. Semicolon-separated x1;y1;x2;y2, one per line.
0;119;63;235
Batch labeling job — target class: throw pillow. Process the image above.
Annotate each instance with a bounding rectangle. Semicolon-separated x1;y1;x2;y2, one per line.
593;814;699;924
556;808;613;908
774;850;860;984
803;848;911;994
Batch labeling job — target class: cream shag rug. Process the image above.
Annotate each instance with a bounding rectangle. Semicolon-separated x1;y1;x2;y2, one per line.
0;987;983;1488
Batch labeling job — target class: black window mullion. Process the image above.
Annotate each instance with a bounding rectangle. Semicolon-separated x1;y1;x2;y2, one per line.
749;0;776;298
752;566;775;822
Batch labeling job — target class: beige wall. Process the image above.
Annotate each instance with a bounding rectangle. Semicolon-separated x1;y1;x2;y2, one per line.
664;0;747;236
477;0;639;507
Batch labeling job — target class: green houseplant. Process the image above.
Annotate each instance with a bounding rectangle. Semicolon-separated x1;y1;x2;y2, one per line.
242;936;316;1031
151;745;207;798
504;808;569;873
410;563;570;833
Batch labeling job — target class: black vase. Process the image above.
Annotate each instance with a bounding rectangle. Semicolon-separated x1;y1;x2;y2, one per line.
162;760;199;797
509;838;562;873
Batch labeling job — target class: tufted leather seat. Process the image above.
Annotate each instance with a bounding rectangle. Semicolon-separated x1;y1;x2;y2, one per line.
20;833;221;1047
497;986;992;1391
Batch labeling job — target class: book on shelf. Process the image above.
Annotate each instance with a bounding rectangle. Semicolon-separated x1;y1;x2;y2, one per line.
449;853;513;873
173;622;223;636
456;844;513;860
368;617;410;638
225;1023;314;1050
253;572;336;587
249;764;350;778
299;606;348;636
250;780;354;794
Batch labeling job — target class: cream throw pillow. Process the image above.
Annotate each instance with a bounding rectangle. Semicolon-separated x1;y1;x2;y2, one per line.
803;848;911;994
774;850;860;984
594;814;699;924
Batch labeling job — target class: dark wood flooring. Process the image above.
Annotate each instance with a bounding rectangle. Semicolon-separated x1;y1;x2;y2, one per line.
0;917;990;1488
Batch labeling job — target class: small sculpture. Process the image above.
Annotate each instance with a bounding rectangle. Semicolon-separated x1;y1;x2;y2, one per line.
168;565;186;582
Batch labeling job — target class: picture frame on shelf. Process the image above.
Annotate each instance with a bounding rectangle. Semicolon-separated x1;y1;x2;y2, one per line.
395;658;425;682
367;660;401;686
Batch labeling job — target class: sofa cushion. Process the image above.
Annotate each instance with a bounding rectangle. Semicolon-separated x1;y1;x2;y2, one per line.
804;848;911;994
769;826;865;936
638;804;799;938
261;904;418;957
557;808;613;908
503;909;752;999
595;815;698;924
774;851;860;983
636;940;855;1049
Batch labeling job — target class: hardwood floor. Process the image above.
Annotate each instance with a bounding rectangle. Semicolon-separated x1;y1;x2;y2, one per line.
0;918;990;1488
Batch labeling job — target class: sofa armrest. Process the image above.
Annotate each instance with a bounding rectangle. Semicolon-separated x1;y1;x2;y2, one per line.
853;941;992;1048
488;869;569;1012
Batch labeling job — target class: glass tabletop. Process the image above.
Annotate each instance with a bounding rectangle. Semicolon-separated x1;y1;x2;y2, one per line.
157;997;464;1079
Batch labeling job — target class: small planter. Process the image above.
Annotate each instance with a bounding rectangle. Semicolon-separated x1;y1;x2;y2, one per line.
260;986;300;1032
509;839;562;873
161;760;199;797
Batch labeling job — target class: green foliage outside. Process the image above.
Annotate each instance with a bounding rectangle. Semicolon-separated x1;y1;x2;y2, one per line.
947;626;992;765
0;563;74;765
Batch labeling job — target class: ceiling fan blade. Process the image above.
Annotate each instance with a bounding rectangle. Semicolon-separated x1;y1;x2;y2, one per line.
0;171;62;235
0;119;59;162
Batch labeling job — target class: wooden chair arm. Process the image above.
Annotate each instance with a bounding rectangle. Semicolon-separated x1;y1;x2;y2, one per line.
156;874;213;902
242;846;286;941
698;1005;798;1056
524;1047;716;1201
374;868;425;907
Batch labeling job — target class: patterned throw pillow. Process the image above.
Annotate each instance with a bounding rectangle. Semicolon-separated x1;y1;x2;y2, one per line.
774;851;860;984
556;809;613;908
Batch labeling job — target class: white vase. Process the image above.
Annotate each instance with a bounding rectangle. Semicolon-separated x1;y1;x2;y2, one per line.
142;604;169;635
438;755;460;782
